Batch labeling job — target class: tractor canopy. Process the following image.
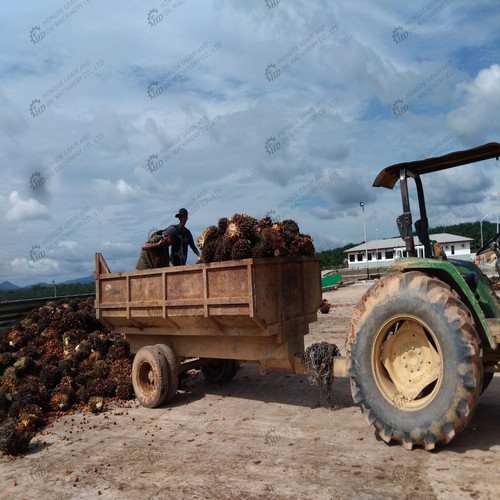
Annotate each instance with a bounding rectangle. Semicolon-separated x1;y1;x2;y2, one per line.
372;142;500;259
373;142;500;189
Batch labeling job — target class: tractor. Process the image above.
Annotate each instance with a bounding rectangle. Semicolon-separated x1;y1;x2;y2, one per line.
347;142;500;450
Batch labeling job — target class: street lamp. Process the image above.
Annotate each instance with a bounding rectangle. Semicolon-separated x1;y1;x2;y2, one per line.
360;202;369;278
52;280;57;298
480;214;489;247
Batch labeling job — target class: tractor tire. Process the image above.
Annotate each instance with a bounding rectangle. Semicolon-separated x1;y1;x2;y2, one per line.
132;346;170;408
202;359;240;383
347;271;482;450
154;344;179;402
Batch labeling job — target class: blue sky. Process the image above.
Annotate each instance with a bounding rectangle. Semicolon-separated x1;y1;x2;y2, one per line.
1;0;499;286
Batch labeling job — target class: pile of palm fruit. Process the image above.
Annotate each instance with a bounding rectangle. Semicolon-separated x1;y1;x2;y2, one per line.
0;297;134;456
197;214;315;263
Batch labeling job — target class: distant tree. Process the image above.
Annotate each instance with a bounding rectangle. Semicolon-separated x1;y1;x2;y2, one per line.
318;243;357;269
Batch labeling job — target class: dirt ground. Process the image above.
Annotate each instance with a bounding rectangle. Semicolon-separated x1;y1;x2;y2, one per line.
2;280;500;500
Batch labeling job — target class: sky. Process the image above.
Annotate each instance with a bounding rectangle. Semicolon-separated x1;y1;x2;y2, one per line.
1;0;499;287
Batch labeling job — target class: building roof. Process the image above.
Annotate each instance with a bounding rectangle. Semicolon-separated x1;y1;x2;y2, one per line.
345;233;474;253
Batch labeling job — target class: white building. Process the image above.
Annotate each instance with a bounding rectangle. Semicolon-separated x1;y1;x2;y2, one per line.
344;233;474;269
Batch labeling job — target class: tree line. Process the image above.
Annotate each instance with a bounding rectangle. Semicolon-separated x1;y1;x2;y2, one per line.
0;282;96;302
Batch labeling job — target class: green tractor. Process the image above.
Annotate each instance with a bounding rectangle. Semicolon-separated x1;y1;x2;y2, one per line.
347;142;500;450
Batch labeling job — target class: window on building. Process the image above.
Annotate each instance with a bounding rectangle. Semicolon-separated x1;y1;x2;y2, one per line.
368;253;372;261
451;245;455;255
357;254;363;262
349;254;355;262
385;251;393;259
377;252;382;260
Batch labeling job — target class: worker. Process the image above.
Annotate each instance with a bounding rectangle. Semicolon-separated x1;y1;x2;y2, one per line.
135;226;178;270
170;208;201;266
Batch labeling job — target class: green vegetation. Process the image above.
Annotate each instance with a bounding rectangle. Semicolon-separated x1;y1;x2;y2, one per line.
0;282;95;302
318;243;357;269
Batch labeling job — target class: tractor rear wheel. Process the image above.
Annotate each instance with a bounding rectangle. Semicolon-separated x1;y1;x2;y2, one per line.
347;271;482;450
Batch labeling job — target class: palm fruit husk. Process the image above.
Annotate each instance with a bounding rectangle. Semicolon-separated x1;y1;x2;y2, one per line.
231;239;252;260
197;225;218;249
281;219;300;246
200;239;218;263
290;234;315;256
87;396;107;414
229;214;259;242
213;235;233;262
0;418;34;455
217;217;229;233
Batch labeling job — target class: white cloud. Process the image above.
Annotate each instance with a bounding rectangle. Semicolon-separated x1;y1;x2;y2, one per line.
6;191;50;221
448;64;500;142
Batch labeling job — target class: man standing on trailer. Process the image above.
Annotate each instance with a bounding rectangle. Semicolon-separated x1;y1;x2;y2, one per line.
171;208;201;266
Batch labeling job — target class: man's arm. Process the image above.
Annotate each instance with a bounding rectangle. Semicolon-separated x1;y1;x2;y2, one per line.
187;230;201;257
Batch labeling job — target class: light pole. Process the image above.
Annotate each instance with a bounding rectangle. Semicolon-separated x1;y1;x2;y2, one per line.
375;228;378;263
360;202;369;278
52;280;56;298
480;214;489;247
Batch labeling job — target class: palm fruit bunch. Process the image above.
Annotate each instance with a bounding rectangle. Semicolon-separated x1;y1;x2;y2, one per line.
0;296;135;456
198;214;315;263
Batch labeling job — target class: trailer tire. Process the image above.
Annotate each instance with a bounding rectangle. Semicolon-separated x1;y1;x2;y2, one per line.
347;271;482;450
132;346;170;408
202;359;240;383
154;344;179;401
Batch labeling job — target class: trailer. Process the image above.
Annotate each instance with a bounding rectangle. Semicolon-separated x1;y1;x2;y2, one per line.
94;253;331;408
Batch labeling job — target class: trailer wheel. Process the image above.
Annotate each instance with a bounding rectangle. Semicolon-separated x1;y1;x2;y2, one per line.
132;346;170;408
154;344;179;401
347;271;482;450
202;359;240;383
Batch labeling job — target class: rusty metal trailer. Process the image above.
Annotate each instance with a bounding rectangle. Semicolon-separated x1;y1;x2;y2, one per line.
94;253;330;407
